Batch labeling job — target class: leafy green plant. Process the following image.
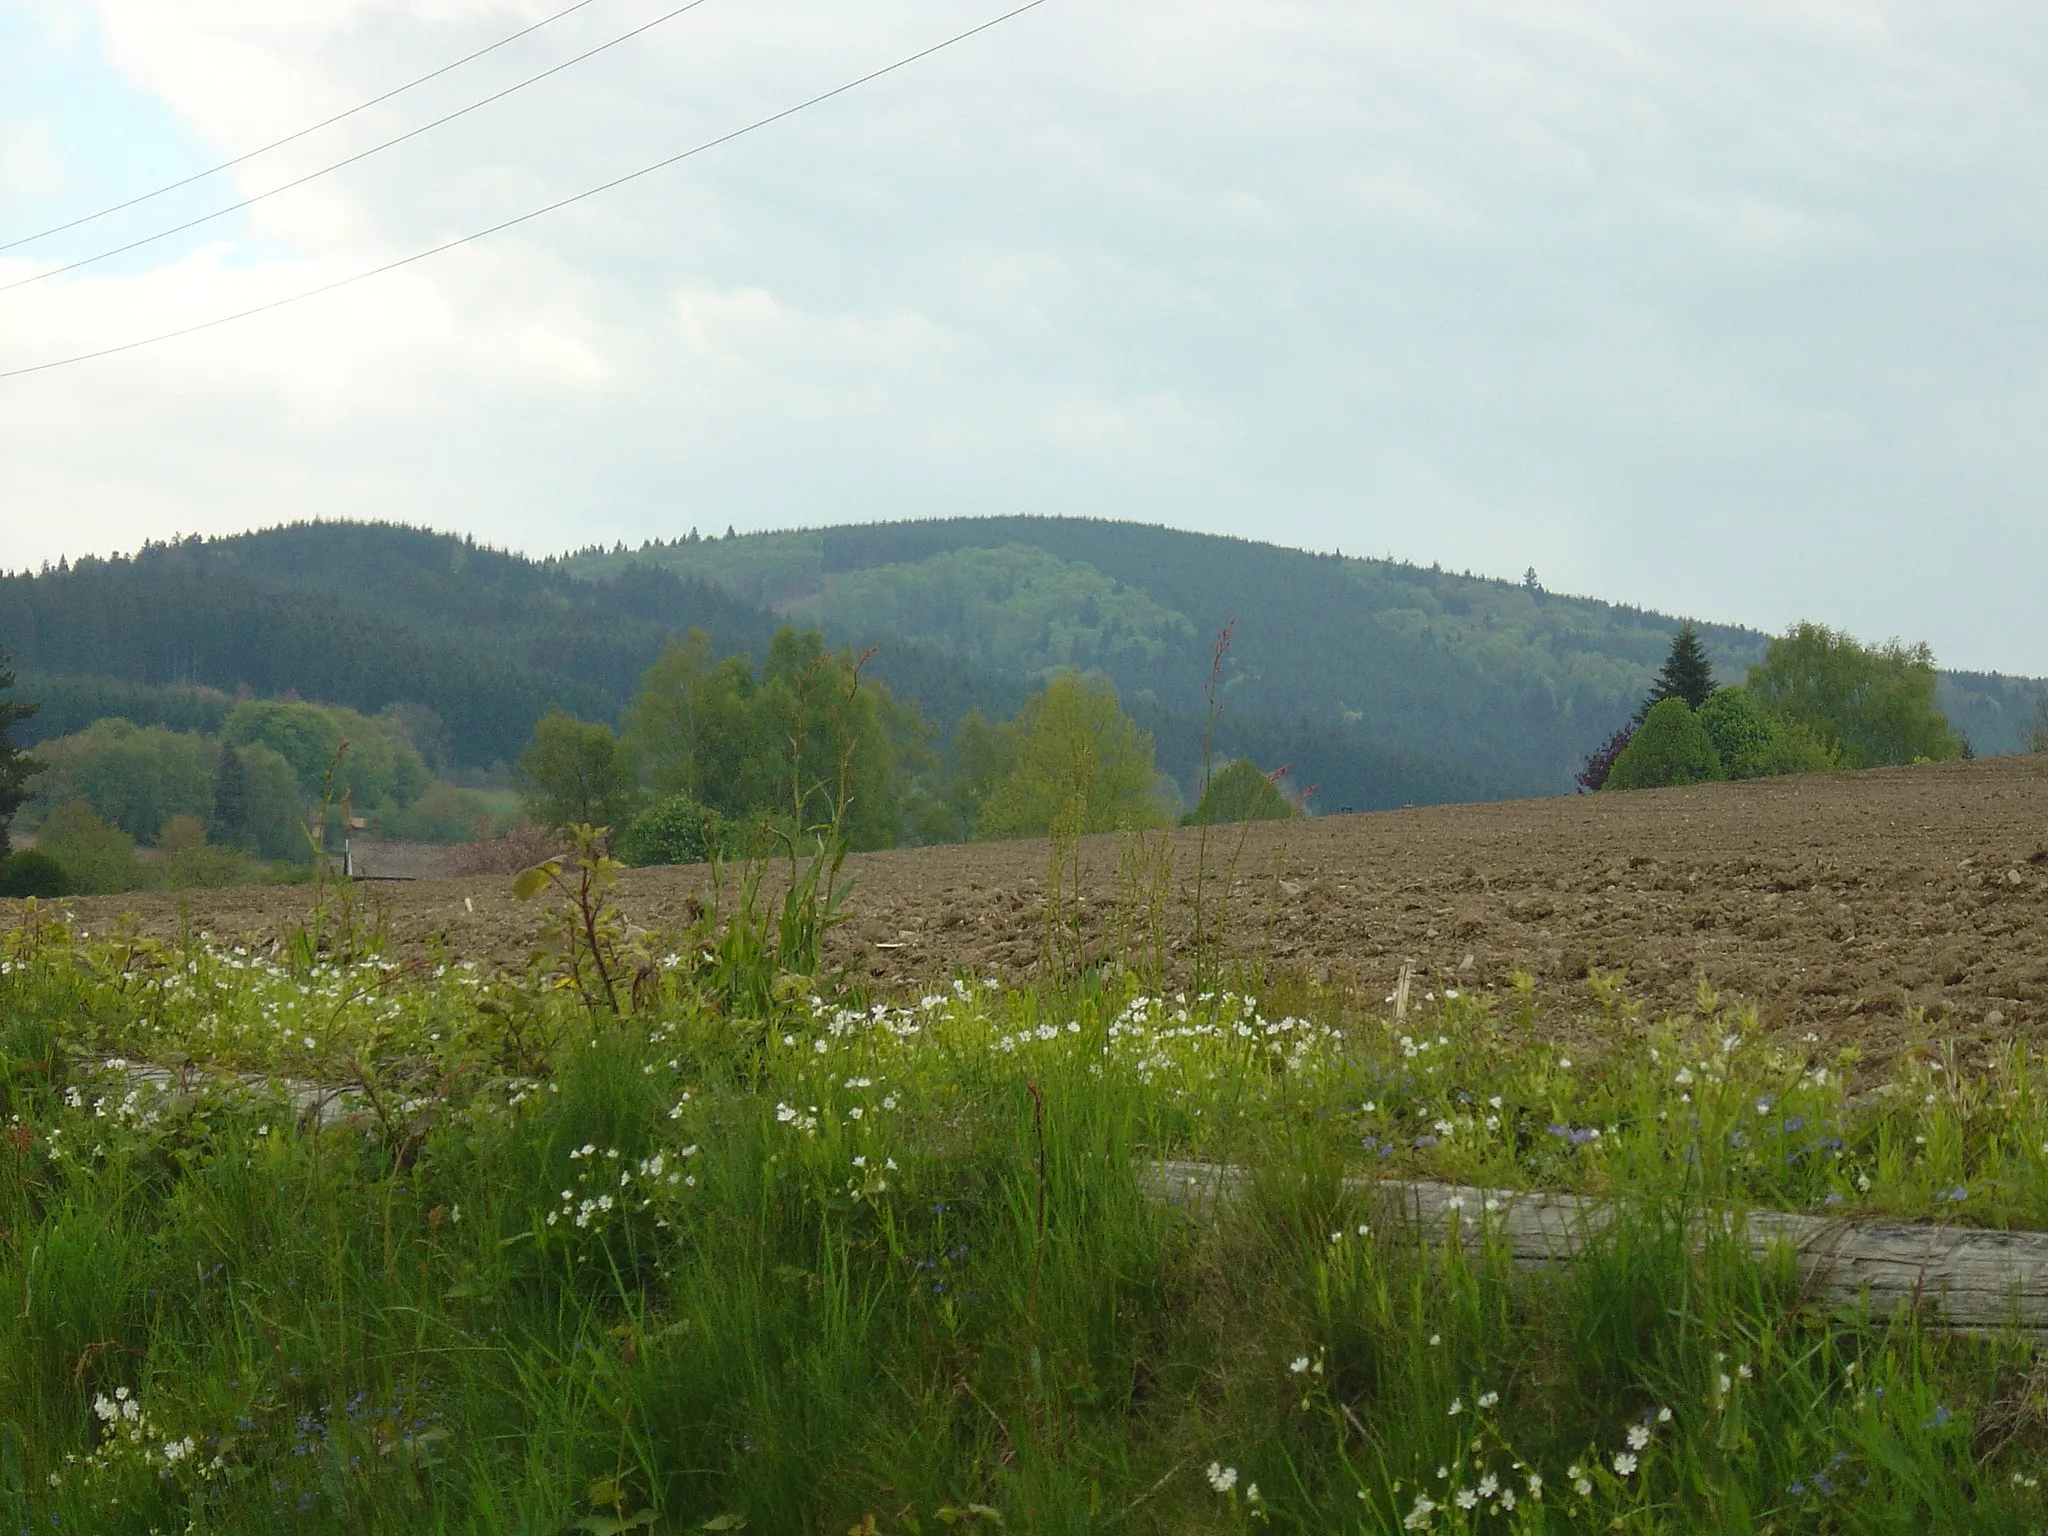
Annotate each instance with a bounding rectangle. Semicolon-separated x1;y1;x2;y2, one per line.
1748;621;1962;767
1182;757;1300;826
1603;699;1722;791
514;824;651;1015
616;793;725;867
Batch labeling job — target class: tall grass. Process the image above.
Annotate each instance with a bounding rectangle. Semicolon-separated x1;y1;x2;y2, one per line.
0;907;2045;1532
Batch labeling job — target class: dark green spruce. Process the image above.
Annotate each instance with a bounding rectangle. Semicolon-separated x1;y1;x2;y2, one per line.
0;649;42;860
1645;621;1717;713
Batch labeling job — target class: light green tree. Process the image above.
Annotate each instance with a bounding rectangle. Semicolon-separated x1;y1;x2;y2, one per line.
35;798;139;893
1697;687;1838;780
974;672;1168;839
1746;623;1960;768
222;700;431;809
514;713;641;832
29;719;213;843
622;626;907;851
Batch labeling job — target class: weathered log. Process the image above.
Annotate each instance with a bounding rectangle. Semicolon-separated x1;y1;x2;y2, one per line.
1141;1159;2048;1337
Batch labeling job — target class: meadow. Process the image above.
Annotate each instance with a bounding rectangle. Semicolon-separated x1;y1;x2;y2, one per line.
4;850;2048;1534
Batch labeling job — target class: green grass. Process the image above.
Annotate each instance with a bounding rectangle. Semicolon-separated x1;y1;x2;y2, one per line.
1;908;2047;1533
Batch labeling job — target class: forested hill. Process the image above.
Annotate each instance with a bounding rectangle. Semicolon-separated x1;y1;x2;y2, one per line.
564;517;2045;791
3;519;2038;804
0;525;772;767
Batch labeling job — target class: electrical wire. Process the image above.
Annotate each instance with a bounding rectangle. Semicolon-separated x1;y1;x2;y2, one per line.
0;0;1051;381
0;0;614;254
2;0;717;292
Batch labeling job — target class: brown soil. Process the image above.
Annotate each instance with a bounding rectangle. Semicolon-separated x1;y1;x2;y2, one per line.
15;756;2048;1062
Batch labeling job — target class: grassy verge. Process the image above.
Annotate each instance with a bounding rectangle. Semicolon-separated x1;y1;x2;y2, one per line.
1;906;2046;1532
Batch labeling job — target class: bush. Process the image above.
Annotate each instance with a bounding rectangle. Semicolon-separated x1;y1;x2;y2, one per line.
369;781;494;843
1576;727;1634;793
154;813;260;891
34;798;139;893
0;849;68;897
618;794;725;867
447;822;567;878
1696;688;1776;780
1603;699;1722;791
1699;687;1840;780
1181;759;1299;826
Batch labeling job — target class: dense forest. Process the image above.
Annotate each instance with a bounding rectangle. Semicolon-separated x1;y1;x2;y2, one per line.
568;517;2046;787
3;519;2041;812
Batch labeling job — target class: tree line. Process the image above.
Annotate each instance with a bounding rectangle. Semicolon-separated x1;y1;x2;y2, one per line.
0;685;503;896
512;626;1300;865
1582;620;1964;793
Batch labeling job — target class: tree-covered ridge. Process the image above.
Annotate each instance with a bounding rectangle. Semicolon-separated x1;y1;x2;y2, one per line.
0;525;775;769
4;519;2039;812
569;518;1773;789
789;544;1197;676
578;516;2048;783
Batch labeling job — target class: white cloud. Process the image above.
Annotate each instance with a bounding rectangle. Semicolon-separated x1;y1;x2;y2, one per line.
5;0;2048;672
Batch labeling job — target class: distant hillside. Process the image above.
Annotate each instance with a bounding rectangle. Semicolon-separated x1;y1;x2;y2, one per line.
566;517;2044;791
0;525;775;766
4;518;2035;804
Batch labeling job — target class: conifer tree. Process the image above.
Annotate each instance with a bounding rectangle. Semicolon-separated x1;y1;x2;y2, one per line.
0;649;42;860
212;743;251;847
1645;622;1716;714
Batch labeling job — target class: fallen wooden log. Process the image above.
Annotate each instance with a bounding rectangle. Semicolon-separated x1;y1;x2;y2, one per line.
1141;1159;2048;1337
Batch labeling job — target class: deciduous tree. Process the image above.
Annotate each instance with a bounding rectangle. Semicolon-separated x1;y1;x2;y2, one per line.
974;672;1168;839
514;713;641;833
1747;623;1960;768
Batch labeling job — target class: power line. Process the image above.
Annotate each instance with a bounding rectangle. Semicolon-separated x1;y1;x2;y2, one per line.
0;0;613;254
0;0;1052;382
2;0;717;292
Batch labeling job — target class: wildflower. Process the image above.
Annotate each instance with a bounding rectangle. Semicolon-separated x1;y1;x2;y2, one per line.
1656;1406;1672;1423
1524;1471;1543;1498
1402;1493;1438;1529
1626;1425;1650;1450
1205;1462;1238;1494
1477;1391;1499;1409
1455;1488;1479;1510
1613;1452;1638;1477
1476;1473;1498;1498
1498;1486;1516;1511
1289;1356;1311;1374
1447;1398;1463;1416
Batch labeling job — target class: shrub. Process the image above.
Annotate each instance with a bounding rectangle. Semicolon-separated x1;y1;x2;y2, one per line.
34;798;139;893
447;822;567;877
1603;699;1722;791
1181;758;1299;826
1576;727;1634;793
618;794;725;867
369;781;494;843
155;813;259;891
0;849;68;897
1697;688;1775;779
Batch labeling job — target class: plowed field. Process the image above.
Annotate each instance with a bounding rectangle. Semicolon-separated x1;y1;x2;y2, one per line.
18;755;2048;1062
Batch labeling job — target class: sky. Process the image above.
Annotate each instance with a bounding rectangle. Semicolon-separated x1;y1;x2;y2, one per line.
4;0;2048;674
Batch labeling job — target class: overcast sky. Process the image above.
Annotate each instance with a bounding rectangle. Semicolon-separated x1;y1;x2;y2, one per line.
5;0;2047;673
